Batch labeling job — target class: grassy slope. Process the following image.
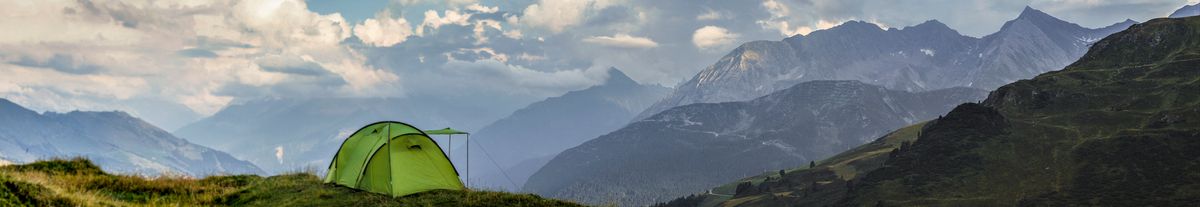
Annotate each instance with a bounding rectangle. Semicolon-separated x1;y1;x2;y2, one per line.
0;158;581;207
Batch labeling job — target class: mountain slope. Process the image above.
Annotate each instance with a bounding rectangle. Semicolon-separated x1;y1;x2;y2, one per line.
465;68;670;190
962;7;1135;89
0;99;261;176
637;7;1134;120
704;16;1200;206
525;81;987;206
175;95;523;174
1170;3;1199;18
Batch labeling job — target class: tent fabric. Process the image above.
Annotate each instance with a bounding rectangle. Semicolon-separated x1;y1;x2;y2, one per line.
324;121;464;197
424;127;469;135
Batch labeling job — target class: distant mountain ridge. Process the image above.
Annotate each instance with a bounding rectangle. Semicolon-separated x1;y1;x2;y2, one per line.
1170;3;1199;18
462;68;670;190
636;6;1136;121
0;98;261;176
525;81;987;206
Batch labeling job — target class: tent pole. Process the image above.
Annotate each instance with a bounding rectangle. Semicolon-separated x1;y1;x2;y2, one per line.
386;125;393;196
466;134;470;188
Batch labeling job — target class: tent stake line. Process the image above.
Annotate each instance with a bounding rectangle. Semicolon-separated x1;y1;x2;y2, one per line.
427;127;518;190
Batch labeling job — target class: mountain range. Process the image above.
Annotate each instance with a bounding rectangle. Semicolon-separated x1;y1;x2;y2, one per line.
525;81;987;206
636;6;1136;121
175;68;668;177
665;15;1200;206
0;98;261;176
529;6;1151;206
456;68;669;190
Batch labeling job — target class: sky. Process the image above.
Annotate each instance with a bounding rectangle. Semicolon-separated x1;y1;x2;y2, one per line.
0;0;1195;130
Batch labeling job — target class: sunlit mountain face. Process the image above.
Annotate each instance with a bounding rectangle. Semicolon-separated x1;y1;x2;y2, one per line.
1;0;1197;206
0;99;261;176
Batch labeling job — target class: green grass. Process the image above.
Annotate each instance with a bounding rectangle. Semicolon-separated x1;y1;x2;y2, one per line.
0;158;581;207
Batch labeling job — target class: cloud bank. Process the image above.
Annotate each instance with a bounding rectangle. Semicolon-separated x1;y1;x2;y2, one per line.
0;0;1190;130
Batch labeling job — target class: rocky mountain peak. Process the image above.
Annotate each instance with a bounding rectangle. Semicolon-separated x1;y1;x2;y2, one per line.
603;67;638;87
1006;6;1079;31
910;20;951;31
1018;6;1048;19
829;20;885;33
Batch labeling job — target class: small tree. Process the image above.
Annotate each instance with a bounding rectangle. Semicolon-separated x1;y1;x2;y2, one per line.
779;169;786;177
845;180;855;192
809;161;816;168
734;182;756;195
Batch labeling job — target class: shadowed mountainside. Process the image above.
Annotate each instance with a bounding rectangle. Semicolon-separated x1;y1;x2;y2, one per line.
527;81;986;206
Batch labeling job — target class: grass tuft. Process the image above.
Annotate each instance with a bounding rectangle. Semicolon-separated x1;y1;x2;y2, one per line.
5;157;104;175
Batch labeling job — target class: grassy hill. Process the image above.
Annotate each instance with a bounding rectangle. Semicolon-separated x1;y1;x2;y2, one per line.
0;158;581;207
659;16;1200;206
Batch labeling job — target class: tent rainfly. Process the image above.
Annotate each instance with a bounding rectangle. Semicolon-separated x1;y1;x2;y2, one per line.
424;127;471;186
324;121;464;197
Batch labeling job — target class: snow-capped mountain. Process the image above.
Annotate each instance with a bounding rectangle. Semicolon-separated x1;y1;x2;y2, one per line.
0;99;262;176
636;7;1135;121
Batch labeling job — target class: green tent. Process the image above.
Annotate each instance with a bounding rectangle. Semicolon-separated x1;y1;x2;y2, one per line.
324;121;464;197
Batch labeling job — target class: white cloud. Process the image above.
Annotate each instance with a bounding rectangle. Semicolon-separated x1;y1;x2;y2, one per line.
473;19;504;45
225;0;353;48
503;29;524;39
520;0;621;33
466;3;499;13
692;26;738;51
582;34;659;49
418;9;472;36
756;0;810;36
398;0;478;7
761;0;789;17
0;0;399;117
439;58;605;96
450;47;510;63
696;9;727;21
0;65;148;101
516;53;546;62
354;11;415;47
